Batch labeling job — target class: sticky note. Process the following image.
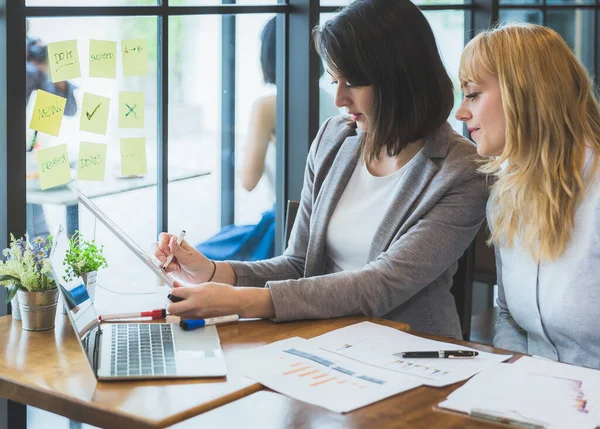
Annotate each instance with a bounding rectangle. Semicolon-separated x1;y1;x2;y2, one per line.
79;92;111;135
121;39;148;77
47;40;81;83
29;90;67;136
37;144;71;190
118;91;144;129
120;138;147;176
78;142;107;182
89;40;117;79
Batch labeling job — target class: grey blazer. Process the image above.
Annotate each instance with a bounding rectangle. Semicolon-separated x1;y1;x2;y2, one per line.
229;116;487;338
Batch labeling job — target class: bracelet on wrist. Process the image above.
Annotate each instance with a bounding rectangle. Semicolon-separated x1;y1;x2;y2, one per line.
207;260;217;282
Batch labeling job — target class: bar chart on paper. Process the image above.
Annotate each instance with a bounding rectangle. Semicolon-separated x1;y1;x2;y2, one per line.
231;337;422;413
280;348;387;389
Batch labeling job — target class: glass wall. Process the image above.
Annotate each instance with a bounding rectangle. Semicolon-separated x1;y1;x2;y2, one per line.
3;0;600;309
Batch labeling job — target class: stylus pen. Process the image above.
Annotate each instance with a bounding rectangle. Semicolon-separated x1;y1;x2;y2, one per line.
167;293;184;303
99;309;166;321
180;314;240;330
162;230;186;269
393;350;479;358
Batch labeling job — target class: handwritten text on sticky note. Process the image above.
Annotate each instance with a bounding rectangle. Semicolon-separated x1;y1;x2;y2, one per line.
78;142;107;182
121;39;148;77
118;91;144;129
89;39;117;79
37;144;71;190
47;40;81;83
79;92;111;135
120;138;147;176
29;90;67;136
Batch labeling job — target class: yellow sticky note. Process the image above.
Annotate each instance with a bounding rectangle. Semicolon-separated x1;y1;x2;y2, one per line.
78;142;107;182
121;39;148;77
37;144;71;190
47;40;81;83
120;138;147;176
89;40;117;79
29;90;67;136
79;92;111;135
119;91;144;129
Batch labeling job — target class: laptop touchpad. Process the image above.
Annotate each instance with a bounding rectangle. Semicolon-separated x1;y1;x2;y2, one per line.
173;324;222;358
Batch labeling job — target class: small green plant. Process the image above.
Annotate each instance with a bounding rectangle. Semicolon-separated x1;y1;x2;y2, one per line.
0;234;56;303
62;231;108;282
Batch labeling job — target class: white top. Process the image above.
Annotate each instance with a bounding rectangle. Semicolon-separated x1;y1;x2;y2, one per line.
325;157;416;272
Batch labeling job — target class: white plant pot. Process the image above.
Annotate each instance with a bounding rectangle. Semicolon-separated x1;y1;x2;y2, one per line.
11;293;21;321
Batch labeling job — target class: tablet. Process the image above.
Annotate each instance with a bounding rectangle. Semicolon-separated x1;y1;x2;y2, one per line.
77;189;175;288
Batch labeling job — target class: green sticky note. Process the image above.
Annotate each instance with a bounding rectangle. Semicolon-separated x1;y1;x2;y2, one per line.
120;138;147;176
47;40;81;83
29;90;67;136
89;39;117;79
118;91;144;129
78;142;107;182
37;144;71;190
121;39;148;77
79;92;111;135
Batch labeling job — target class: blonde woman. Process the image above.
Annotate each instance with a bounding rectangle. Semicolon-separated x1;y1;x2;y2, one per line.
456;23;600;369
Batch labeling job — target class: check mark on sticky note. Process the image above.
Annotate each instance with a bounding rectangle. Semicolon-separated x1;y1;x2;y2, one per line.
85;103;102;121
79;92;111;135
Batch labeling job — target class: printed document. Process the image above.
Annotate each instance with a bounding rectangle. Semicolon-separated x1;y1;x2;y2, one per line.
439;357;600;429
231;322;512;412
308;322;512;387
229;336;422;413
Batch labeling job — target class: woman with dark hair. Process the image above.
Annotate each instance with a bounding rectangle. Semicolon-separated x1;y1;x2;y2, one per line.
154;0;487;338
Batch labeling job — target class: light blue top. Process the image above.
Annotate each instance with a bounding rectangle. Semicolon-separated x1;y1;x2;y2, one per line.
492;151;600;369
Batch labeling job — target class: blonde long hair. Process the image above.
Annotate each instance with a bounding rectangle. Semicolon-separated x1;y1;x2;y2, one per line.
460;24;600;261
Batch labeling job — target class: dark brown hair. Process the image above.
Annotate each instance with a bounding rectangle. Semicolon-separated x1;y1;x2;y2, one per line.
313;0;454;161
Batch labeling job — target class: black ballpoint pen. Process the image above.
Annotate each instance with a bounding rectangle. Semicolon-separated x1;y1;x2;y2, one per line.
394;350;479;358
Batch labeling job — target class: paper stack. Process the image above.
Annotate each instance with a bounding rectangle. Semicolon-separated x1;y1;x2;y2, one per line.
439;356;600;429
230;321;512;413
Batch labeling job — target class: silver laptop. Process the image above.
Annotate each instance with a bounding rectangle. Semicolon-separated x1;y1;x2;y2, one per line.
50;224;228;380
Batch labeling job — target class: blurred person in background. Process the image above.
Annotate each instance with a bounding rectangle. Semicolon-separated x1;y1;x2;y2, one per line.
196;16;338;261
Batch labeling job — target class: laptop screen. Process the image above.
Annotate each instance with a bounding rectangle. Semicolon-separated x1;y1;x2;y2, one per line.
50;225;100;358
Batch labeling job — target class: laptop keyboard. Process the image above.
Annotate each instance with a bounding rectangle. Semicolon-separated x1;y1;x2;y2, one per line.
110;324;177;377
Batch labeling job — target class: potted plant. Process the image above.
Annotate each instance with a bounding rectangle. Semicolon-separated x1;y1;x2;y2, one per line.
0;234;58;331
62;230;107;304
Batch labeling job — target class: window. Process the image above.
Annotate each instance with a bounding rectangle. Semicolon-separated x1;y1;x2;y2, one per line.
2;0;600;310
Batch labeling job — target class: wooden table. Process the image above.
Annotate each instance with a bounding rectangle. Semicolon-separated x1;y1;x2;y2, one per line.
0;313;409;429
168;333;519;429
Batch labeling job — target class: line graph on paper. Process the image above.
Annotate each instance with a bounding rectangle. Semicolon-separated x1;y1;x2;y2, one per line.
529;373;600;419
